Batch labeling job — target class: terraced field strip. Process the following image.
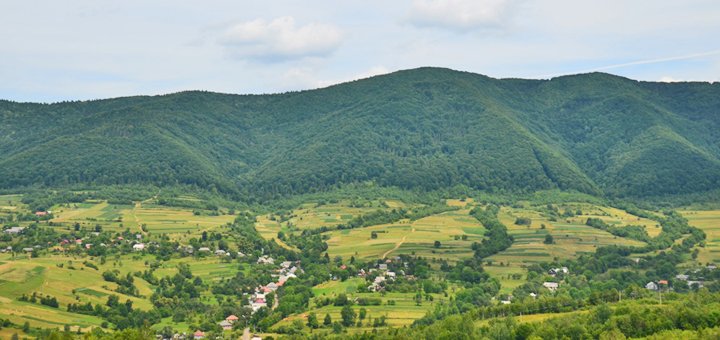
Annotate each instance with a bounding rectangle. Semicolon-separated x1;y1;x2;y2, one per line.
487;205;646;293
682;209;720;264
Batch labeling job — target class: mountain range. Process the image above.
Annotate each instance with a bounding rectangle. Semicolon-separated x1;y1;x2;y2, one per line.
1;67;719;199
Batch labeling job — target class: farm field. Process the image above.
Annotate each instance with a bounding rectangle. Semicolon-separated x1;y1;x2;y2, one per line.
50;201;236;239
486;205;647;293
325;209;485;262
682;209;720;264
276;278;445;331
283;201;385;230
0;253;156;331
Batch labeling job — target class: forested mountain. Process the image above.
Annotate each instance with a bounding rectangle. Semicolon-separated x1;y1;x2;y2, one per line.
1;67;719;199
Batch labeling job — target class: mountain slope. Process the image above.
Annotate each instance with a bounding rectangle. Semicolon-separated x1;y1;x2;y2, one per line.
1;67;719;198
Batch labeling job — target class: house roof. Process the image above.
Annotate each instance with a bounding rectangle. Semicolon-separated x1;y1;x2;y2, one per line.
226;315;239;321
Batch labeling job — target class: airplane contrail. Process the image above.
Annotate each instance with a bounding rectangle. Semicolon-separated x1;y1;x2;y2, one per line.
535;49;720;79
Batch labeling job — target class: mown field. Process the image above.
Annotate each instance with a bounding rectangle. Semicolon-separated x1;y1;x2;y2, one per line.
485;205;649;293
0;250;244;332
274;278;445;331
325;209;485;262
51;201;236;240
682;209;720;264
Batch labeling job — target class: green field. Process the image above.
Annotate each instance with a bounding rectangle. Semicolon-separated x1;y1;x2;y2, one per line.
51;201;236;239
0;253;157;331
682;209;720;264
325;209;485;262
275;278;445;331
485;205;647;293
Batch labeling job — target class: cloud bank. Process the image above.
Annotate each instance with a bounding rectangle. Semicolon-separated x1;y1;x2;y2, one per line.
408;0;519;31
219;16;342;62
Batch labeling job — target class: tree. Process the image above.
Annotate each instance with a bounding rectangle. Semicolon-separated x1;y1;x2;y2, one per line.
544;234;554;244
341;305;356;327
434;240;441;248
323;313;332;326
307;312;319;329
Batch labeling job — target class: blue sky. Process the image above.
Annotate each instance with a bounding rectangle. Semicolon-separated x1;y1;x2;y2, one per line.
1;0;719;102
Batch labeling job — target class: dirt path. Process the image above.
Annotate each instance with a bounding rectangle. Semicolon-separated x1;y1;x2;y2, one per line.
382;226;415;259
133;192;159;235
242;327;250;340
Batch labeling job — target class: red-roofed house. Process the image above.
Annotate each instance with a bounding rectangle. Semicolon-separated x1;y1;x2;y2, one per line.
659;280;669;285
193;330;205;339
226;315;239;322
35;211;48;217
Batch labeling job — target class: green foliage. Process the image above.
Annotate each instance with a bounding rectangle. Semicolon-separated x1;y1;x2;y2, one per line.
2;69;719;200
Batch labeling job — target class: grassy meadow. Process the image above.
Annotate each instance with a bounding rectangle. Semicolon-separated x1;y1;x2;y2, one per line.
325;209;485;262
485;205;649;293
50;201;236;240
274;278;446;331
682;209;720;264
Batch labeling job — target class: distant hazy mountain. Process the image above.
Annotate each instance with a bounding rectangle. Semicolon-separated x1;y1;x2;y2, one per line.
1;67;719;198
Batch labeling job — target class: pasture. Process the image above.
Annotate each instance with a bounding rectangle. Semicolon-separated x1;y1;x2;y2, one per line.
284;201;386;231
486;205;646;293
681;209;720;264
50;201;235;239
325;209;485;262
275;278;445;331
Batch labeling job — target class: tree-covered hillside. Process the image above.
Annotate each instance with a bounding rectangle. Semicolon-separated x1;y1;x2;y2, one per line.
1;67;719;199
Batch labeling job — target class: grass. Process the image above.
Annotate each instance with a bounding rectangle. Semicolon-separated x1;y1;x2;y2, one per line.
50;201;236;240
284;201;385;231
325;209;485;262
486;205;647;293
681;209;720;264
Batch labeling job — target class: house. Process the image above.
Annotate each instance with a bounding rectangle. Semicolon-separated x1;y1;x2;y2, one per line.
237;251;246;257
35;211;48;217
133;243;145;251
688;280;705;289
529;292;537;298
281;261;292;269
542;282;559;292
646;282;659;291
226;315;239;323
3;227;25;235
386;271;396;279
257;255;274;265
676;274;689;281
658;280;669;285
501;300;511;305
215;249;226;256
198;247;211;252
378;264;388;271
549;267;569;276
219;320;233;330
22;247;34;252
707;265;717;270
251;299;267;312
193;330;205;339
266;282;278;291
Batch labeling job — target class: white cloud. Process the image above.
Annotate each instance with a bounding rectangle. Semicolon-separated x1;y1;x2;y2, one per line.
408;0;519;32
219;16;343;62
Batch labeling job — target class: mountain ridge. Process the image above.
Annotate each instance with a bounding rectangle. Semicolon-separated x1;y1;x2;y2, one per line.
1;67;719;199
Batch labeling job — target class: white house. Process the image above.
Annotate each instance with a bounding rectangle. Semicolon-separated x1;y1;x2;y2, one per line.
543;282;559;292
645;282;659;291
3;227;25;235
132;243;145;251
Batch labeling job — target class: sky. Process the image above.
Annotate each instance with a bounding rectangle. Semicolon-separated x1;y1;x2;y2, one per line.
1;0;719;103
